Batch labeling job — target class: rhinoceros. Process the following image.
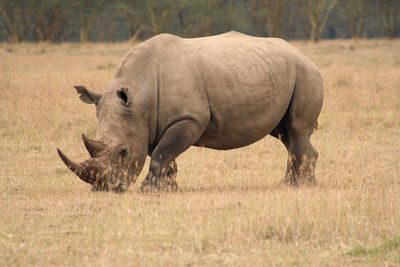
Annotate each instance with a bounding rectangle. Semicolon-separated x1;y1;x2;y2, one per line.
57;31;323;192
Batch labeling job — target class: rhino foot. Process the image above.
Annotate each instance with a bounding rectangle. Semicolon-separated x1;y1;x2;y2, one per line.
140;160;180;193
280;175;317;187
281;153;318;187
140;176;180;193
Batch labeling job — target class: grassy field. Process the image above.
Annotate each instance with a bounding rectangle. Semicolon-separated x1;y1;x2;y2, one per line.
0;38;399;266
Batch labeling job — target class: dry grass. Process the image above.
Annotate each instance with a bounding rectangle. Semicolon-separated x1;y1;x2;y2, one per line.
0;39;399;266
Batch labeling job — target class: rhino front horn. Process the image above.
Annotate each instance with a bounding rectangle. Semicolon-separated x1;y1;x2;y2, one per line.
57;148;93;184
82;133;106;158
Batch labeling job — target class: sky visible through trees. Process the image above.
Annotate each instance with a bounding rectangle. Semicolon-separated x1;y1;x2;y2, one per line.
0;0;399;43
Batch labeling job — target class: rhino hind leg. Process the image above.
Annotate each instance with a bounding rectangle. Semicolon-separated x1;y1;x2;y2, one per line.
272;123;319;186
270;122;302;185
283;140;318;186
269;120;289;149
140;119;205;193
271;81;322;186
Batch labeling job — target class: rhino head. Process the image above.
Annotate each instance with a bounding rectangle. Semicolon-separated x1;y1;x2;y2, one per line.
57;85;148;192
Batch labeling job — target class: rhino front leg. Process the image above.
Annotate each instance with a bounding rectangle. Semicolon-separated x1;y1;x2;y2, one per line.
140;119;205;192
141;160;178;192
165;160;178;190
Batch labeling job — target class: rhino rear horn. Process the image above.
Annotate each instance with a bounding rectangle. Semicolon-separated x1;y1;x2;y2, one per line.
57;148;93;184
82;134;106;158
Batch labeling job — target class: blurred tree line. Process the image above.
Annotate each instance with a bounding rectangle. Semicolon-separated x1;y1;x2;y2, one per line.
0;0;399;43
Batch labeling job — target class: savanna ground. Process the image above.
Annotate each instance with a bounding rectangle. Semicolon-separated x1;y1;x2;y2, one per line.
0;38;399;266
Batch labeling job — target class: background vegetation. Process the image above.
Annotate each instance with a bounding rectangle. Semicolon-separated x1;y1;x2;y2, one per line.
0;0;399;43
0;38;399;265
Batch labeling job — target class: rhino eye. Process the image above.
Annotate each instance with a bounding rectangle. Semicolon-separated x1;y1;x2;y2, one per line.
120;148;128;157
117;88;131;106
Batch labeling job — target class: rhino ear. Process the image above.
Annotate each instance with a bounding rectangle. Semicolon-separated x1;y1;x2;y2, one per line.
117;87;132;106
74;85;102;105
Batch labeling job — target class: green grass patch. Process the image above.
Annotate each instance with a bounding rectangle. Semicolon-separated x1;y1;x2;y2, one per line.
345;235;400;262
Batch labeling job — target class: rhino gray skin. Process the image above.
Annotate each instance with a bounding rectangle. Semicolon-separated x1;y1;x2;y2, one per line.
57;31;323;192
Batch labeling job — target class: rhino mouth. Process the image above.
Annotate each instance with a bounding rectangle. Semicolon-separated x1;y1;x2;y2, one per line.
57;134;136;192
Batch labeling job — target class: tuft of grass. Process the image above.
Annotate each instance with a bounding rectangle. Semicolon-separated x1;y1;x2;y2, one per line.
346;245;369;257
